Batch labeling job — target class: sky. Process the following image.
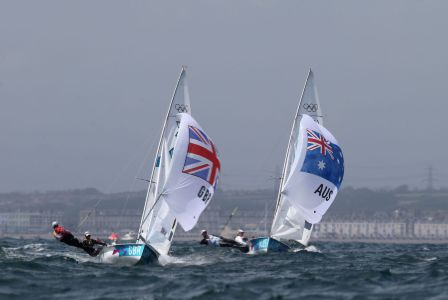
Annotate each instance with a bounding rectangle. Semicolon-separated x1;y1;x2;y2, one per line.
1;1;448;193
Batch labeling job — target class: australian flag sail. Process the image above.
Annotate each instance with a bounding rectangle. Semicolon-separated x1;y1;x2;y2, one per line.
301;129;344;188
282;114;344;224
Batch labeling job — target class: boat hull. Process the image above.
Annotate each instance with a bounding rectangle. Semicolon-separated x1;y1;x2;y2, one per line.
249;237;290;253
98;243;159;265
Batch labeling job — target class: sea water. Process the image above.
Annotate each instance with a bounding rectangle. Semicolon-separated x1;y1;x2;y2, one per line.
0;238;447;299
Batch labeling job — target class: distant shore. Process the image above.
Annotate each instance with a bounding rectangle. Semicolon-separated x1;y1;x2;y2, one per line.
314;238;448;245
1;233;448;244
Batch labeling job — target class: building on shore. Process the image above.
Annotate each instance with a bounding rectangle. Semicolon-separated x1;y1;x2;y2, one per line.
314;220;448;240
0;210;63;234
2;209;448;242
78;209;141;235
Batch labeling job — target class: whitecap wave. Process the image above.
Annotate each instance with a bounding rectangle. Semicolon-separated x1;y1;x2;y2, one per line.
292;244;321;253
162;253;216;266
424;257;437;262
3;243;47;259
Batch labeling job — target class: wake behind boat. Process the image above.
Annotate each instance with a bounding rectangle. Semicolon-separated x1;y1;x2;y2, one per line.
99;67;221;265
249;69;344;254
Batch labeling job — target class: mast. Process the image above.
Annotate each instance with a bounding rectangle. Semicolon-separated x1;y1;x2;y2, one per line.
270;68;313;235
137;67;186;241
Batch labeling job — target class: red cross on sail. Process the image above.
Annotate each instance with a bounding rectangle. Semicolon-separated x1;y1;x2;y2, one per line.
182;126;221;186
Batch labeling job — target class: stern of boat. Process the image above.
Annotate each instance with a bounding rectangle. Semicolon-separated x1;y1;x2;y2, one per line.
98;243;159;265
249;237;290;254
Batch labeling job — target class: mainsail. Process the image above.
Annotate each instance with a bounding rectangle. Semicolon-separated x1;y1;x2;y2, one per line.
270;69;324;246
136;67;191;255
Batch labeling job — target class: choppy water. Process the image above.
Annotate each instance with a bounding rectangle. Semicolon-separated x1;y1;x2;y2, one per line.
0;238;447;299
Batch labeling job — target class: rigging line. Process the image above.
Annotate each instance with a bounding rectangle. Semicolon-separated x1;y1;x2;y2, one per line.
104;127;159;193
220;207;238;236
116;136;160;229
78;129;158;230
137;191;177;244
77;197;104;230
138;192;164;232
252;131;287;183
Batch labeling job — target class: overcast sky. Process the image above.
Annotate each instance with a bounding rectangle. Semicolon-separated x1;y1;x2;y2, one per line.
1;1;447;193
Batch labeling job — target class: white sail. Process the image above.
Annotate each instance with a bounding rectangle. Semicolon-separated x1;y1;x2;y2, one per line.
163;113;220;231
137;67;191;255
270;69;323;246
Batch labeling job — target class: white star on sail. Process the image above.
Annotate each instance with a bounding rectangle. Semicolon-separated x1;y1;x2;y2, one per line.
318;160;326;170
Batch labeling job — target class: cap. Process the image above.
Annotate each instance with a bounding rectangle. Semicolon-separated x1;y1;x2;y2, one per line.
108;232;119;240
51;221;58;228
237;229;244;233
201;230;207;234
84;231;91;237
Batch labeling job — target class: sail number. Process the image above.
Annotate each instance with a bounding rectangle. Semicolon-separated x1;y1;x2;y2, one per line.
198;186;212;203
127;245;143;256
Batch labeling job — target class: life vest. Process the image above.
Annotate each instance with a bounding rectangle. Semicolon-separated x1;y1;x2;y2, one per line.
54;226;69;237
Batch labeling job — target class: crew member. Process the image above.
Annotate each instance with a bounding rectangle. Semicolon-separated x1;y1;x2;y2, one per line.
234;229;248;246
52;221;83;249
199;230;221;246
108;232;119;245
82;231;107;257
200;230;249;253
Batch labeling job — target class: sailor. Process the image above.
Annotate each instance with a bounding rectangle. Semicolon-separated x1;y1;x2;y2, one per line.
199;230;221;246
200;230;249;253
51;221;83;249
234;229;248;246
108;232;119;245
82;231;107;257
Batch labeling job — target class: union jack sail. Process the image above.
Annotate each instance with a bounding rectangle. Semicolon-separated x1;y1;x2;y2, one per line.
182;126;220;186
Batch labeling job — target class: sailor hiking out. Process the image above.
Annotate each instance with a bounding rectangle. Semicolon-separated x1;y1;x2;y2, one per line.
200;230;223;246
82;231;107;257
52;221;83;249
52;221;107;257
200;230;249;253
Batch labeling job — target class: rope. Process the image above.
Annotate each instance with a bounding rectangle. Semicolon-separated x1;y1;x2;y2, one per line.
77;130;158;231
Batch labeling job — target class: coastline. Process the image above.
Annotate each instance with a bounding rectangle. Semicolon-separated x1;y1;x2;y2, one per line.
2;233;448;244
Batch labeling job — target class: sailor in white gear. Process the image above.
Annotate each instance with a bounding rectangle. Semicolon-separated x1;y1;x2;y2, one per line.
234;229;248;246
200;230;221;246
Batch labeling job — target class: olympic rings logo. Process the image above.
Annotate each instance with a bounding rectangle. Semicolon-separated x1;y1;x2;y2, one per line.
175;104;189;113
303;103;318;112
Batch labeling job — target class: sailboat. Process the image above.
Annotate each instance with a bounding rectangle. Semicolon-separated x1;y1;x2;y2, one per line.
99;67;221;264
250;69;344;253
